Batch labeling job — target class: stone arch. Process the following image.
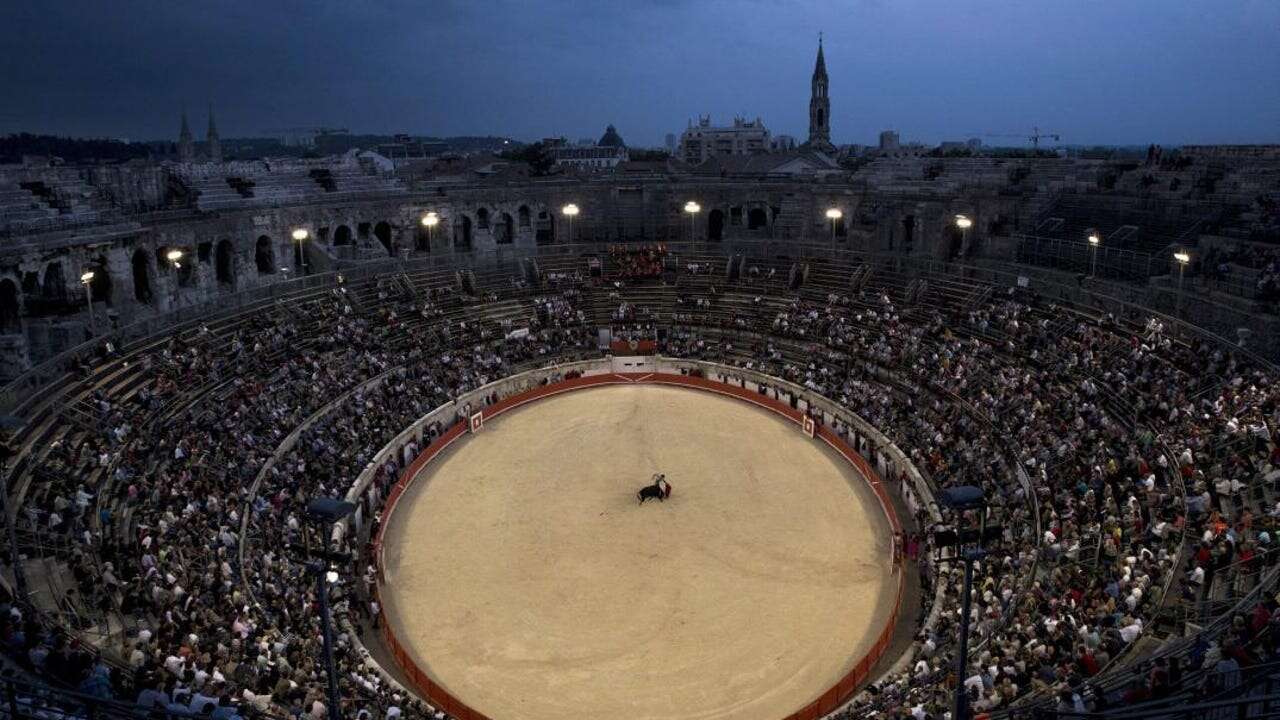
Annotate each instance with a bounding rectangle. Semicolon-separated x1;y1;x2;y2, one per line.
0;278;19;333
454;215;473;250
535;209;555;245
21;272;37;296
132;248;155;304
334;225;353;246
518;205;531;228
41;262;66;301
476;208;490;230
747;207;768;230
496;213;514;244
255;236;275;274
216;239;235;285
708;208;725;241
374;221;393;254
87;256;112;305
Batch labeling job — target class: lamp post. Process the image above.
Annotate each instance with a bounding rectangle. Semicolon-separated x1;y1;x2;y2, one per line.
826;208;843;245
1087;232;1100;278
305;497;357;720
938;485;990;720
420;212;439;251
165;249;184;311
291;228;310;274
80;271;96;335
683;201;701;243
1174;251;1190;319
955;214;973;258
561;204;580;244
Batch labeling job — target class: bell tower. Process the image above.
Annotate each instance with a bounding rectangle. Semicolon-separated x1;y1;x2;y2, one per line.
806;36;835;153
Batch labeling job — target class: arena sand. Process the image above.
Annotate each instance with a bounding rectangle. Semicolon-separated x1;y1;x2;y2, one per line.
380;384;896;720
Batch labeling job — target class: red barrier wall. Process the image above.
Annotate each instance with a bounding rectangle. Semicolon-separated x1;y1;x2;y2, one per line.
372;372;905;720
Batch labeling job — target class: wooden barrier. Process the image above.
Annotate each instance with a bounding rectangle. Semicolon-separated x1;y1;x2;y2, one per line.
373;372;905;720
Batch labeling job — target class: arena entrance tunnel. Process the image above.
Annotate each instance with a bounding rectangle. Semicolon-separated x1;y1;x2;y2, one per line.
351;358;930;720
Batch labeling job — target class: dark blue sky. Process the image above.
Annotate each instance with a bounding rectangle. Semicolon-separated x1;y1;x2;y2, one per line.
2;0;1276;147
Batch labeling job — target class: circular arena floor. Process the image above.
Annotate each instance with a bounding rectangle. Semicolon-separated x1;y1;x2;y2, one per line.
379;384;896;720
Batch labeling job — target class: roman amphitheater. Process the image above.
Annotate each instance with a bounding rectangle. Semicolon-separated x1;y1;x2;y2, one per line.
1;146;1280;720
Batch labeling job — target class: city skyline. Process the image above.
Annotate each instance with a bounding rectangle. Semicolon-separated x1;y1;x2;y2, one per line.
1;0;1277;148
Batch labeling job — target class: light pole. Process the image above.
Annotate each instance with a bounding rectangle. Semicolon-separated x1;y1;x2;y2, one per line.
1174;251;1190;319
165;249;184;311
305;497;357;720
938;485;989;720
421;212;439;251
683;201;701;243
955;214;973;259
80;271;96;335
291;228;310;274
1087;232;1100;278
561;204;580;244
826;208;843;245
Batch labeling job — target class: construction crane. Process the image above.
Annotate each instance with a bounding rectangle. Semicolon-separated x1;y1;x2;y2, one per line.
981;127;1062;149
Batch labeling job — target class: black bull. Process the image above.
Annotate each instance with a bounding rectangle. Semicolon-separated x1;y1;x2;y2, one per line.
637;482;669;504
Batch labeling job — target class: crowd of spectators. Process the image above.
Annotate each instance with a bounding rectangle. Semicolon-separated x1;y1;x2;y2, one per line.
4;280;593;720
5;260;1280;720
668;285;1280;718
608;243;666;280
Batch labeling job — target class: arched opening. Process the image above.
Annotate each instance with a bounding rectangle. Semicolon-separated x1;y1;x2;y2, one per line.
902;215;916;251
476;208;490;230
216;239;235;285
415;223;431;252
255;236;275;274
41;262;66;301
708;209;724;242
945;223;964;260
132;249;154;304
834;216;847;238
454;216;472;250
0;279;19;333
496;213;514;244
747;208;768;230
518;205;531;228
334;225;353;246
374;222;393;254
816;108;824;127
88;256;112;305
535;210;554;245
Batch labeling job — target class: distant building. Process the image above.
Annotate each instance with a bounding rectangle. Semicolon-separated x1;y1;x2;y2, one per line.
176;106;221;163
552;124;629;171
692;149;841;178
1180;144;1280;160
206;105;221;163
678;115;771;165
376;134;447;163
771;135;797;152
878;131;900;151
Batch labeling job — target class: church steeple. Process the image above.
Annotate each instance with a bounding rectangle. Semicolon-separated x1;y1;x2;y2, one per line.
206;104;222;163
806;36;834;153
177;105;195;163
